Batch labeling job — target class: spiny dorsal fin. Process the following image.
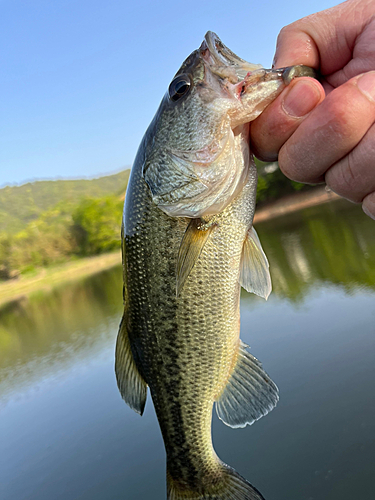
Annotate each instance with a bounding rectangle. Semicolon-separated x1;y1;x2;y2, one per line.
239;226;272;300
176;219;215;296
115;315;147;415
215;340;279;428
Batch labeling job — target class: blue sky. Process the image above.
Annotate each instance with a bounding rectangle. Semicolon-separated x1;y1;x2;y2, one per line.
0;0;338;187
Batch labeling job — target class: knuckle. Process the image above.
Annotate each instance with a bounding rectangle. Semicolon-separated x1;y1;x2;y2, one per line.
343;155;357;187
326;155;361;202
322;96;360;143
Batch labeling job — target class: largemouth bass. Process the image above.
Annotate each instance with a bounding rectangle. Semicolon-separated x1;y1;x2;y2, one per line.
116;32;315;500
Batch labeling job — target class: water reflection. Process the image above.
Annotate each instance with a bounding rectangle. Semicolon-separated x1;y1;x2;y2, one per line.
0;267;123;404
1;199;374;402
0;199;374;500
257;199;375;301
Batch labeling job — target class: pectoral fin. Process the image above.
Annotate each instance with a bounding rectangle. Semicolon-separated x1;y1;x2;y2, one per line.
215;341;279;428
115;315;147;415
176;219;215;296
239;226;272;300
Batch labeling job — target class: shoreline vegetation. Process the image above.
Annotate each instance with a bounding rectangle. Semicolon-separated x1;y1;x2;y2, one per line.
0;251;121;308
0;187;343;308
253;185;341;224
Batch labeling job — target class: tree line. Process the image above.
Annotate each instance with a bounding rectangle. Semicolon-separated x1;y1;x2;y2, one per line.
0;195;123;280
0;163;313;281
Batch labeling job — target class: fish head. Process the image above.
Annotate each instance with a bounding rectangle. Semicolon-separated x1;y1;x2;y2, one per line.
142;32;311;218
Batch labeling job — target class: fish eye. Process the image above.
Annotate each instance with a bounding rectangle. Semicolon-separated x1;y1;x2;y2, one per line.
168;75;191;102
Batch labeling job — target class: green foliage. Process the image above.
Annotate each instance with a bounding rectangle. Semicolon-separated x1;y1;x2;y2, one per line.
255;158;313;203
0;160;315;280
291;180;306;191
72;197;123;255
255;175;269;203
0;170;130;279
1;193;125;276
9;204;76;269
0;170;130;235
0;234;12;279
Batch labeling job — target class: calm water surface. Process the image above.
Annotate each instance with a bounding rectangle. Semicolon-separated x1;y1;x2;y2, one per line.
1;199;374;500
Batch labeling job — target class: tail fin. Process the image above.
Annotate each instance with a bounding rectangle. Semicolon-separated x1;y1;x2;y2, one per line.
167;463;265;500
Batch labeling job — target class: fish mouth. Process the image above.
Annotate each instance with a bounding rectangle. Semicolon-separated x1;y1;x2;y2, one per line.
203;31;250;69
200;31;262;83
201;31;318;91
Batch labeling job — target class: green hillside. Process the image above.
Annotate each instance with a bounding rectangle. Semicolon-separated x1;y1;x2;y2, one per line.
0;170;130;279
0;170;130;234
0;163;313;281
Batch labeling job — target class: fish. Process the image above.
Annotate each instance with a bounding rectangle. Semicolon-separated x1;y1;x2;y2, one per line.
115;32;316;500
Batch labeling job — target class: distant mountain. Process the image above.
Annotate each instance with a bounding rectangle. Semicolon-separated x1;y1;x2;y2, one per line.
0;170;130;234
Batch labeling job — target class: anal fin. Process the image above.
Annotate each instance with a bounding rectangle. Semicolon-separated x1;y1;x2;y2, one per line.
216;341;279;428
115;315;147;415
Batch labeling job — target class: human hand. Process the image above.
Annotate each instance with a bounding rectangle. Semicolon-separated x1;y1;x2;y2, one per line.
251;0;375;220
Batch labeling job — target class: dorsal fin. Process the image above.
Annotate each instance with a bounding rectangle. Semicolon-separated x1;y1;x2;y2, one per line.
115;315;147;415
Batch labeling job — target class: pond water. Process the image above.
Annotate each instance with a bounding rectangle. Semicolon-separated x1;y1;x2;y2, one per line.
1;198;374;500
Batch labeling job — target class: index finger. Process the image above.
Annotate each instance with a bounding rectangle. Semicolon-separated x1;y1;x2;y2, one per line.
273;0;367;74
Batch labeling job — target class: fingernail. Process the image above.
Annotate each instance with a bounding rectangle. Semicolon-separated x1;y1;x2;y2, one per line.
357;71;375;102
282;80;321;118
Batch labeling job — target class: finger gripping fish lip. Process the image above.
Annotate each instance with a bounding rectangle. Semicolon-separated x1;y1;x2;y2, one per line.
281;64;319;84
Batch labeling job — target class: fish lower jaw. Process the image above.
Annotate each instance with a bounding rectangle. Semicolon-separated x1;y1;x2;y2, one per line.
229;81;285;129
226;68;281;100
